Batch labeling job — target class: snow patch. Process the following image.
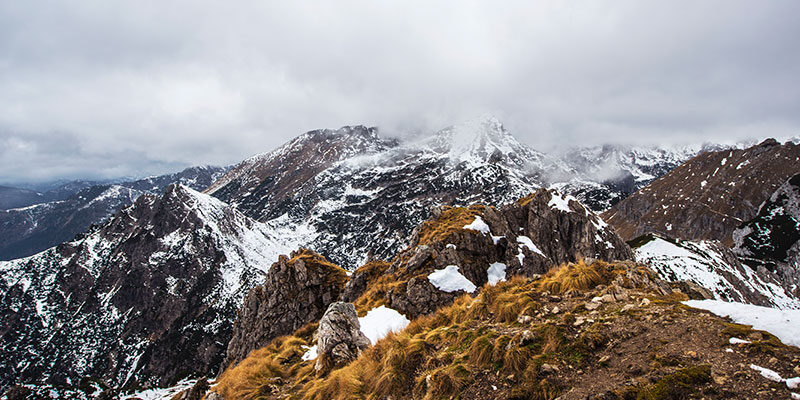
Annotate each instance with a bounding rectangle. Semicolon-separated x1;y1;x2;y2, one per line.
750;364;783;382
788;377;800;390
428;265;477;293
517;236;545;257
548;193;573;213
487;262;507;285
301;345;318;361
358;306;411;344
463;216;491;235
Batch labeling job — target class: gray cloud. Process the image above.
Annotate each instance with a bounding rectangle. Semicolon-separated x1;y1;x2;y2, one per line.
1;0;799;183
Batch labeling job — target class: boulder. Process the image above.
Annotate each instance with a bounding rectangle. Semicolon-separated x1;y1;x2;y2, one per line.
314;302;370;375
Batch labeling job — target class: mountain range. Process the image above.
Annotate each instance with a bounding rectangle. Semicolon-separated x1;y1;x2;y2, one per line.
0;166;227;261
1;117;799;399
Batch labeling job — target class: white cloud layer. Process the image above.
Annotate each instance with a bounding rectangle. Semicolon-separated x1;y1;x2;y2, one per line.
1;0;799;183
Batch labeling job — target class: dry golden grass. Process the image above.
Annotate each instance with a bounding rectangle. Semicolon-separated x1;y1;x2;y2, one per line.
413;363;470;400
416;205;487;246
214;335;310;400
467;334;495;366
537;259;624;294
352;272;407;315
216;260;649;399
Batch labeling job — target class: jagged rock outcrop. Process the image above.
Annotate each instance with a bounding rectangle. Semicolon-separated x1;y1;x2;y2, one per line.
314;302;370;374
603;139;800;245
223;250;348;369
0;184;289;392
347;189;634;319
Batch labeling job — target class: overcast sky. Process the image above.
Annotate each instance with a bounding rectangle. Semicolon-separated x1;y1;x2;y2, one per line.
1;1;799;184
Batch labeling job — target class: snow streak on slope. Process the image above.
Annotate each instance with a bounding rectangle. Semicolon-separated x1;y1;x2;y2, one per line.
634;234;800;309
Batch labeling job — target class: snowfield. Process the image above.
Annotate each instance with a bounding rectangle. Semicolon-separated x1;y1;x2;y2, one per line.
684;300;800;347
636;235;800;309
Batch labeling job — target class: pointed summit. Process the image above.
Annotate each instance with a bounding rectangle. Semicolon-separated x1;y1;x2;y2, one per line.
432;115;538;165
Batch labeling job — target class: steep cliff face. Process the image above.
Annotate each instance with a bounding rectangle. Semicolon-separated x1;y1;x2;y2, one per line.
603;139;800;245
0;185;295;391
223;250;348;370
733;173;800;283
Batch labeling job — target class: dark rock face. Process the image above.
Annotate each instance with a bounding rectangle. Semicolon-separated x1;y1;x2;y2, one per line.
353;188;634;319
223;250;348;370
0;165;227;261
603;139;800;245
314;302;370;374
733;173;800;281
0;184;277;391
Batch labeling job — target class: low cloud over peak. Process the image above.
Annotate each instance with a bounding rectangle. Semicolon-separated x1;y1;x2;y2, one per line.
1;0;799;183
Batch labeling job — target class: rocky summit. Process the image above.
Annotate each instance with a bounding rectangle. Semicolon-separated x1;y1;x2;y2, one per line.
223;250;348;370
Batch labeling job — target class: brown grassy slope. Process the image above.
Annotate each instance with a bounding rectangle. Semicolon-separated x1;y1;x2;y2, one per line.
212;260;800;400
603;139;800;245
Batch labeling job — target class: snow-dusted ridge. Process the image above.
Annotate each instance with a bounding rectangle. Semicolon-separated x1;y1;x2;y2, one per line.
0;184;301;390
634;234;800;309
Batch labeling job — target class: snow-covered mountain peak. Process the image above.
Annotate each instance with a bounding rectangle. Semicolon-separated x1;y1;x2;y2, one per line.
433;115;527;162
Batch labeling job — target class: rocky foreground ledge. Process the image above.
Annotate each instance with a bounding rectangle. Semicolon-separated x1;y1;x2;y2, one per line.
210;260;800;400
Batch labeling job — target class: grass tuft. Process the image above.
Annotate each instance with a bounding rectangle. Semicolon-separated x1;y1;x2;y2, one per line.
537;260;623;294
